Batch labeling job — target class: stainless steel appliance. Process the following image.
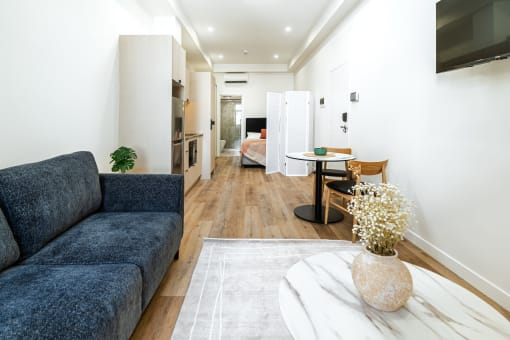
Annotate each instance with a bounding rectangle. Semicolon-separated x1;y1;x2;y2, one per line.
171;87;184;174
188;139;198;168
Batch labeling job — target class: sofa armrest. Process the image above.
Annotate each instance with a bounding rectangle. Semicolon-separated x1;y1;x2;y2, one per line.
99;174;184;215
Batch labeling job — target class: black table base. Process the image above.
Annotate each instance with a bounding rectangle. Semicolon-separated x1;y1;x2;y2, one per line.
294;205;344;224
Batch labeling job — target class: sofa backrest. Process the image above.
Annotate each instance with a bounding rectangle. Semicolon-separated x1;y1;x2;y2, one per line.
0;151;102;259
0;208;20;270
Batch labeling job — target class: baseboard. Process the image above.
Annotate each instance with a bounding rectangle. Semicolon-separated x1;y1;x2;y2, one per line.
406;230;510;311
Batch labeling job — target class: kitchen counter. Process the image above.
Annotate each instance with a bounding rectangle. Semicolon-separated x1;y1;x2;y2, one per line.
184;133;203;140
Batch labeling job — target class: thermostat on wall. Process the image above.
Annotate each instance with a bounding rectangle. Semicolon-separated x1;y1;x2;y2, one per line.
350;92;359;102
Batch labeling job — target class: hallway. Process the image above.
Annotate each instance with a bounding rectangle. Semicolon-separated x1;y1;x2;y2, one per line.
131;156;510;339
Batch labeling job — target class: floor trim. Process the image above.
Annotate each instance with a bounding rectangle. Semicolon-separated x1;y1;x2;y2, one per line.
406;230;510;311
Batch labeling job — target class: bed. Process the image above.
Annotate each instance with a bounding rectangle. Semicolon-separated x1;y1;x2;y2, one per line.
240;117;267;167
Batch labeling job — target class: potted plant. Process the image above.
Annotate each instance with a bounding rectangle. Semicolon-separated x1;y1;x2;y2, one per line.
347;183;415;311
110;146;137;173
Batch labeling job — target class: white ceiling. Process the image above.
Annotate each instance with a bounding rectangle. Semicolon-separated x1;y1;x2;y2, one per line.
176;0;333;65
144;0;360;72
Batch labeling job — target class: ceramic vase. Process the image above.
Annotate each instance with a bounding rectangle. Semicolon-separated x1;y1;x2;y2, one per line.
351;246;413;312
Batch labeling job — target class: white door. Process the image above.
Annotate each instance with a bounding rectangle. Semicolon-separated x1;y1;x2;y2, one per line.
285;91;310;176
266;92;282;174
326;64;350;172
328;64;350;148
210;80;217;174
278;94;287;175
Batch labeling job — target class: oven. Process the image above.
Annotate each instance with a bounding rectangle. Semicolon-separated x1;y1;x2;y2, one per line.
188;139;198;168
172;139;183;174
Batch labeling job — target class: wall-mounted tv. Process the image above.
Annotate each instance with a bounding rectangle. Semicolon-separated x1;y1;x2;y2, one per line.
436;0;510;73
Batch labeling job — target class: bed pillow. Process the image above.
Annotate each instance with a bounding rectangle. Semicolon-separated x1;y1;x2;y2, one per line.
247;132;261;139
260;129;267;139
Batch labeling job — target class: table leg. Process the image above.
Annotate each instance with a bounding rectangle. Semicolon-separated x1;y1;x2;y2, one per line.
293;159;344;224
314;161;323;220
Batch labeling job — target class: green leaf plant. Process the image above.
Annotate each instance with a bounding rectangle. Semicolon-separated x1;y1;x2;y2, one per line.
110;146;137;173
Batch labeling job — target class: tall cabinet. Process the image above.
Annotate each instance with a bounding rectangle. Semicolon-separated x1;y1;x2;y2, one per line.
187;72;217;179
266;91;313;176
119;35;186;173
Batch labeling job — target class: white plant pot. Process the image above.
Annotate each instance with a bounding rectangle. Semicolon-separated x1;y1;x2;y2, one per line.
351;246;413;312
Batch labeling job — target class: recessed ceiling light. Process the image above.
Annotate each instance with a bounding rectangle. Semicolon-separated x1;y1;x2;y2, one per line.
207;26;215;32
274;54;279;59
285;26;292;33
218;54;224;60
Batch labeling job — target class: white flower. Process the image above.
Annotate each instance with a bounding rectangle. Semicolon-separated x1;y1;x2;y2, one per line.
347;183;414;256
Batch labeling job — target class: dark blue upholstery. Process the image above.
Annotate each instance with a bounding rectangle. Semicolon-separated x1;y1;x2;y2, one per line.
24;212;182;309
0;264;142;340
0;209;19;271
0;151;184;339
100;174;184;215
0;152;102;258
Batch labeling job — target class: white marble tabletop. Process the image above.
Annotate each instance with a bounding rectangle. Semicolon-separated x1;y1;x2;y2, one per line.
286;152;355;162
279;251;510;340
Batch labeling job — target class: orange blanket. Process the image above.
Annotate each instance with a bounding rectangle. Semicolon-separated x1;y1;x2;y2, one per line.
240;139;266;166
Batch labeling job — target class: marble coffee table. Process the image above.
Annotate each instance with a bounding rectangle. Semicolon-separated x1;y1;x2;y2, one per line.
279;251;510;340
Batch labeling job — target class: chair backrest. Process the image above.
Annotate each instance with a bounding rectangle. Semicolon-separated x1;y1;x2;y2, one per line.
348;160;388;184
323;147;352;171
326;147;352;155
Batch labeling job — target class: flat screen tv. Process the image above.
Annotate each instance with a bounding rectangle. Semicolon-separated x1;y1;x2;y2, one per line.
436;0;510;73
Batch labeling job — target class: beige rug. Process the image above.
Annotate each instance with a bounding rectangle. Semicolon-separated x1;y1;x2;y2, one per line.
171;238;360;340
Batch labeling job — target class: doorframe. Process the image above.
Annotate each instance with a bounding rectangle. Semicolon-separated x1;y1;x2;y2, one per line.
218;94;244;155
327;61;351;148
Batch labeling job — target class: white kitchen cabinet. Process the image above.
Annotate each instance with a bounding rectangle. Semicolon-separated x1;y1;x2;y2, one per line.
119;35;187;173
172;38;186;87
187;72;217;179
184;135;202;193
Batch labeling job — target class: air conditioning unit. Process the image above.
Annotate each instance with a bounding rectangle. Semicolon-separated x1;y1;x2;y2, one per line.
224;73;249;84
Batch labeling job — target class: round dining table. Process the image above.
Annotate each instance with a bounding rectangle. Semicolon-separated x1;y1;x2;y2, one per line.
279;250;510;340
286;152;355;224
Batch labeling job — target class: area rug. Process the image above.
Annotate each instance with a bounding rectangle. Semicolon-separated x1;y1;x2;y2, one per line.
171;238;361;339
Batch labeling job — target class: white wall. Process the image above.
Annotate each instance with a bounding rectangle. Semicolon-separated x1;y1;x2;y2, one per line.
295;0;510;310
0;0;153;171
214;73;294;115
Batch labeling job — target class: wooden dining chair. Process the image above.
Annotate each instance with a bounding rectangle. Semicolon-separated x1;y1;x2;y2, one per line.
322;147;352;183
323;160;388;242
312;147;352;203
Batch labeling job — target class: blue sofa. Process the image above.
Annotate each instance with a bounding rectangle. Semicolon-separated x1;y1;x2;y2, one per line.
0;151;184;339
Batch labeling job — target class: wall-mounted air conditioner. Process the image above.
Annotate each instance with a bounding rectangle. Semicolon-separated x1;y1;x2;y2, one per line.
224;73;249;84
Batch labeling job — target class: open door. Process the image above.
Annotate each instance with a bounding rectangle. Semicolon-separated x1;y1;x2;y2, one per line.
328;64;350;148
210;79;217;175
327;63;350;172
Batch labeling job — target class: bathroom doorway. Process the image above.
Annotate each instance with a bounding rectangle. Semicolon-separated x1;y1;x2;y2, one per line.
220;95;242;156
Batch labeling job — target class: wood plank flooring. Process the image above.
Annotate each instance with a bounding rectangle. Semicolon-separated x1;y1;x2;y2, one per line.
131;156;509;339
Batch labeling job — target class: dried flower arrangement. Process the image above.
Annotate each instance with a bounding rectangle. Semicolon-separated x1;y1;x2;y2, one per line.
348;183;413;256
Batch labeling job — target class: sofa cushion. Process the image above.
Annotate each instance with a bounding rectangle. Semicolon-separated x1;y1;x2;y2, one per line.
100;173;184;214
0;264;142;340
0;151;102;258
23;212;182;309
0;209;19;271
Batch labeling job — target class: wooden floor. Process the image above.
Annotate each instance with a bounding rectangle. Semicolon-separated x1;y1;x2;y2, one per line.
131;156;509;339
